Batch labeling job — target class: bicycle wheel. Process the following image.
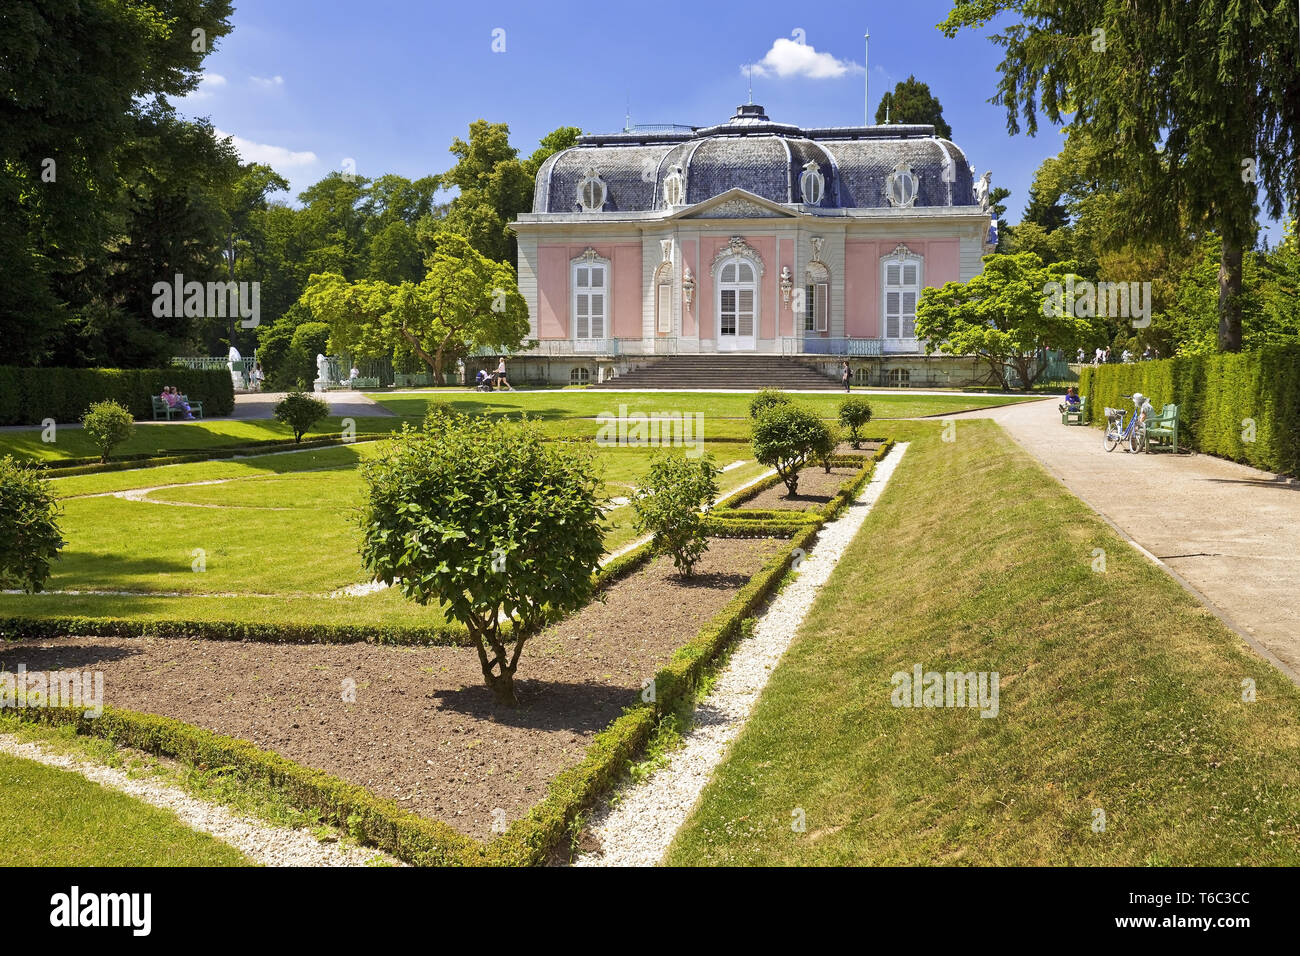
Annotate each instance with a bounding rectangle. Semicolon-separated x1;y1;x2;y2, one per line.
1104;427;1120;452
1130;427;1147;454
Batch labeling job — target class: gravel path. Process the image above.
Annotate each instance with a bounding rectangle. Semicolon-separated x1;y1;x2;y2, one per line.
0;733;402;867
572;442;909;866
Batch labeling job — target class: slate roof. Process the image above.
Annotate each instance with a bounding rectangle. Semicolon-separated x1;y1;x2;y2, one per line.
532;104;978;215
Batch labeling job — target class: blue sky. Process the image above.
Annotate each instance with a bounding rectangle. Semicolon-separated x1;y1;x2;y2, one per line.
179;0;1066;223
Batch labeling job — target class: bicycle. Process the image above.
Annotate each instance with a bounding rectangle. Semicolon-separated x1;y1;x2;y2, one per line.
1102;404;1148;453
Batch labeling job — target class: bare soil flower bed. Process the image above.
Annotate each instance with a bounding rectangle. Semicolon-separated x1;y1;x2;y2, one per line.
833;441;882;457
4;537;784;841
741;466;861;511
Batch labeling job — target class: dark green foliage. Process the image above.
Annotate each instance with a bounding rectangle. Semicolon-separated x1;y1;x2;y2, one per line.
358;415;606;706
632;454;720;577
839;398;874;448
0;456;64;592
0;367;234;425
752;404;837;495
1079;345;1300;475
80;400;135;463
875;74;953;139
273;391;331;443
749;389;793;419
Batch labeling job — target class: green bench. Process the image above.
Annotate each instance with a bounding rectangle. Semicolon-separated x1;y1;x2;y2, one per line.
1143;403;1178;452
151;395;204;421
1060;395;1087;425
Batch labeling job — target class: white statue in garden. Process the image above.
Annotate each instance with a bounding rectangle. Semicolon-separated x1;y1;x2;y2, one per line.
228;346;243;390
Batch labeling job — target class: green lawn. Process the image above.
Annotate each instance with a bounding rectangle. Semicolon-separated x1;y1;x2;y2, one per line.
0;751;251;866
0;440;769;627
371;390;1034;428
664;418;1300;866
0;417;396;463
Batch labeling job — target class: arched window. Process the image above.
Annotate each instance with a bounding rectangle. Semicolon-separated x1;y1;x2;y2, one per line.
881;246;923;343
886;367;911;387
717;257;757;350
569;366;591;386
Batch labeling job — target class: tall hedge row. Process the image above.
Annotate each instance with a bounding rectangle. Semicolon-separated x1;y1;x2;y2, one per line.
0;367;235;425
1078;345;1300;476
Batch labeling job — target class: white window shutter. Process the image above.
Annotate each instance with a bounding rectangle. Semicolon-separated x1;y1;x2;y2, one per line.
815;282;829;332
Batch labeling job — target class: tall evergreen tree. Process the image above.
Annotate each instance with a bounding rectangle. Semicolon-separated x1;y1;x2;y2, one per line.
941;0;1300;352
874;75;953;138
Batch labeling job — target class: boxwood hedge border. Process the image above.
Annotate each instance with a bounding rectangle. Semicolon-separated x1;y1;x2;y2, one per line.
6;444;891;865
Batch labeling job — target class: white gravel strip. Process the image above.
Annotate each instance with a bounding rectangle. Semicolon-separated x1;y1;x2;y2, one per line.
572;442;910;867
0;733;402;867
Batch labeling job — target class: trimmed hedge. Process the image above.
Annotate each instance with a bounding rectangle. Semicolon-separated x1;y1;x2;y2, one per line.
0;367;235;425
4;444;898;866
0;541;659;648
10;532;811;867
0;615;476;647
1078;346;1300;476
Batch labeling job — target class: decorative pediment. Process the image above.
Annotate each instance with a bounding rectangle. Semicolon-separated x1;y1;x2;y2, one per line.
669;187;798;221
884;243;921;262
572;246;610;266
711;236;765;277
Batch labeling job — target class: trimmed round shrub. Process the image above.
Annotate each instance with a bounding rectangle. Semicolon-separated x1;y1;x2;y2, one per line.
358;415;606;707
274;391;331;442
632;454;720;578
752;404;835;496
81;400;135;463
749;388;793;419
839;398;874;449
0;456;65;593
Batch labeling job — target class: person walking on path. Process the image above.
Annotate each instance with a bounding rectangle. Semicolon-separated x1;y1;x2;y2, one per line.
841;361;851;392
495;356;514;391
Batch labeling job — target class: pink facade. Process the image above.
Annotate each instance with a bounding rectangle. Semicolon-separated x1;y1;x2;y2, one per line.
531;232;967;348
536;243;641;339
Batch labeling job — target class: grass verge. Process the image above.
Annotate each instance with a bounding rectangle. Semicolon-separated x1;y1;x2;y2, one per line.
665;418;1300;865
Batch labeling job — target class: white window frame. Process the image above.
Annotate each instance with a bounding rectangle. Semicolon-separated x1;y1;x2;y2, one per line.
804;260;830;334
803;282;828;332
881;247;923;346
715;255;758;350
572;249;611;345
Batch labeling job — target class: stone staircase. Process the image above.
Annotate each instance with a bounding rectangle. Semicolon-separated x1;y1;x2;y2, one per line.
589;354;840;390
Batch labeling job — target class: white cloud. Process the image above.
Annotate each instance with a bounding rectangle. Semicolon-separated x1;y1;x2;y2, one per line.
215;129;317;168
249;75;285;90
186;72;227;100
748;39;862;80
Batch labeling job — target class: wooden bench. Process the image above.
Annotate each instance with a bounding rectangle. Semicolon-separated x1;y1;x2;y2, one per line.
1061;395;1087;425
1144;403;1178;452
150;395;204;420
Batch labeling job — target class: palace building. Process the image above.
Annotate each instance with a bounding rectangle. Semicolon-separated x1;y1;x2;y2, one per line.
508;103;997;388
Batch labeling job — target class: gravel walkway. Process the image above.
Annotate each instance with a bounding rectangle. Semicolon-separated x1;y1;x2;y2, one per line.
0;733;402;867
572;442;909;866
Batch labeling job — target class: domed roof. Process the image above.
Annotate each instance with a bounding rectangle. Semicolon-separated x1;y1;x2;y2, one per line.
532;104;978;215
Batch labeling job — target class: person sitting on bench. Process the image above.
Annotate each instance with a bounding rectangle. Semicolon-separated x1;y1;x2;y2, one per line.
1059;386;1081;414
163;386;196;420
